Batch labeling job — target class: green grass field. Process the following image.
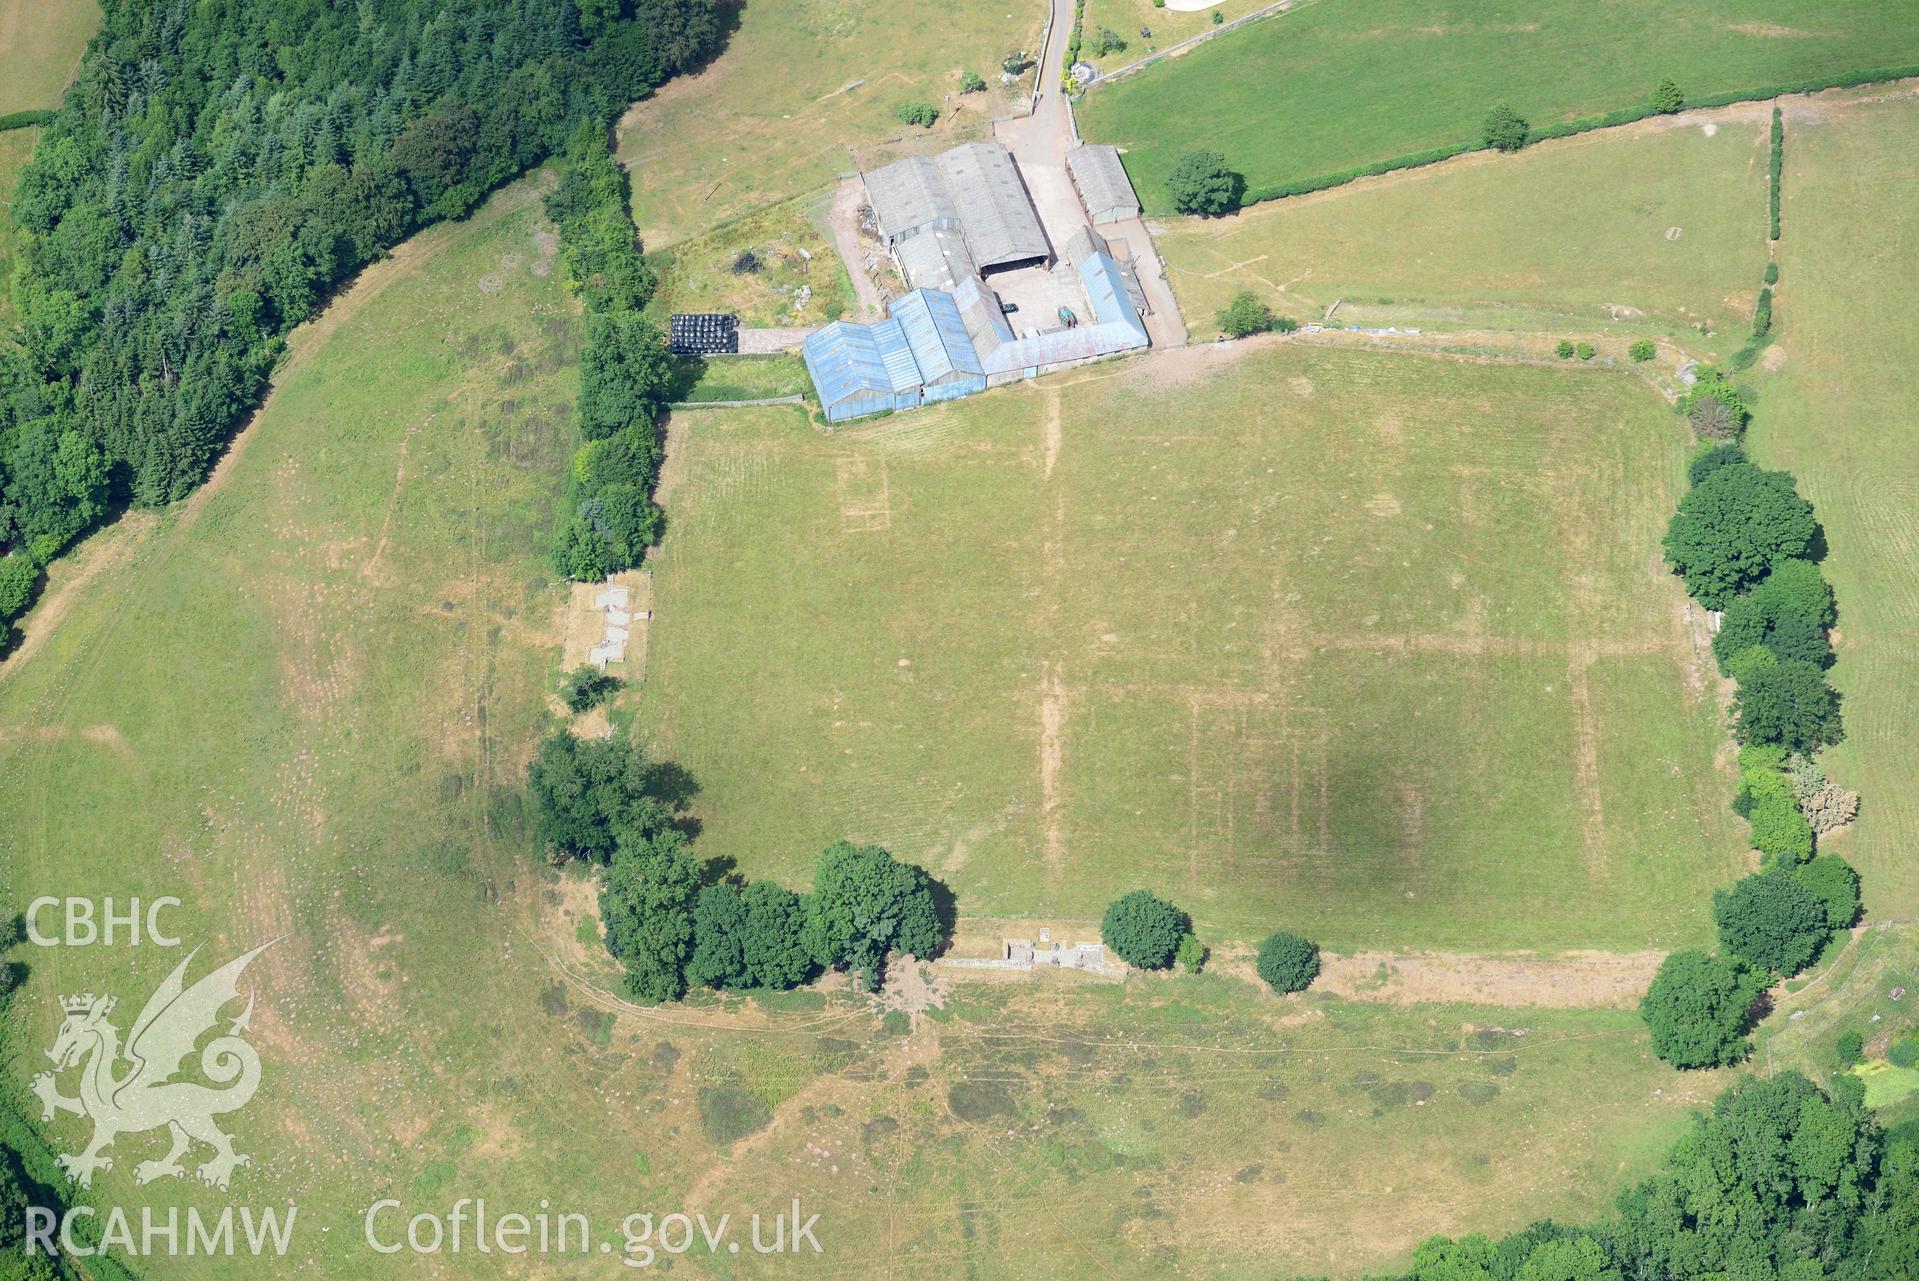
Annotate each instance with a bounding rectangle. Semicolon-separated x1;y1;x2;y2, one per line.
0;173;1721;1279
0;0;97;114
677;351;812;402
1075;0;1919;213
1079;0;1266;61
1751;92;1919;921
1158;109;1771;354
637;343;1743;949
615;0;1040;246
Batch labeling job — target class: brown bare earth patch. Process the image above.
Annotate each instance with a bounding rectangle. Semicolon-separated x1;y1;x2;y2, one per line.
1312;948;1666;1008
1039;665;1069;875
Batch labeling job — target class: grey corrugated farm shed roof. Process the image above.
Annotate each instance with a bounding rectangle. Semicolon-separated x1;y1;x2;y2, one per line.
1065;144;1141;222
894;226;977;293
865;143;1051;276
864;155;956;242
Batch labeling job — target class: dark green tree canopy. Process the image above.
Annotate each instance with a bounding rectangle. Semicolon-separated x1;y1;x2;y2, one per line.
1101;890;1189;969
1686;442;1747;487
686;883;749;990
1794;854;1861;932
1712;868;1830;974
688;881;815;991
1165;149;1242;216
1662;462;1817;609
1639;948;1762;1068
1733;659;1843;753
1218;291;1277;339
601;828;701;1004
1411;1074;1914;1280
1712;558;1836;672
1254;930;1320;993
0;0;721;568
525;730;680;864
1482;104;1530;152
805;841;945;989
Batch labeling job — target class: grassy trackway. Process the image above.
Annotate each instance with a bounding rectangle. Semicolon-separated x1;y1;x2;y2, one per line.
1076;0;1919;213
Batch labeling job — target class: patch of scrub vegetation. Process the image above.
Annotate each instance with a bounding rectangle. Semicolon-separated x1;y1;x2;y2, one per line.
635;344;1742;948
1158;112;1768;353
615;0;1041;244
646;192;855;327
1760;924;1919;1127
1077;0;1919;212
697;1081;774;1146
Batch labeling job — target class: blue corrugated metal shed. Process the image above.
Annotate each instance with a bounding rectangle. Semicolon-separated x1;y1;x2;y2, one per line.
1077;252;1151;345
804;321;921;423
891;289;986;400
870;318;924;396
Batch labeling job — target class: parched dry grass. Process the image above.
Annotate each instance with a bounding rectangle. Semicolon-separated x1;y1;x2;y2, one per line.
635;342;1743;951
614;0;1041;246
0;0;96;113
1157;107;1773;358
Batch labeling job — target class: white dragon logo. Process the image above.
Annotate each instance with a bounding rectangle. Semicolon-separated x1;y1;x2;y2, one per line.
31;943;275;1191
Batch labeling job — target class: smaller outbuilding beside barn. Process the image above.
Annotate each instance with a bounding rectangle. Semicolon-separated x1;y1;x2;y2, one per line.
1065;144;1141;224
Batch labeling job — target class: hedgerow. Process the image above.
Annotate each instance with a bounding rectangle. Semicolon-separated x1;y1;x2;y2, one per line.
1234;64;1919;209
1645;155;1861;1059
0;109;55;132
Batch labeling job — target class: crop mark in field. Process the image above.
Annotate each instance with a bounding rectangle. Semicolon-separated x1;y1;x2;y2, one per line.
1304;632;1661;659
1566;655;1608;880
836;455;892;531
1185;697;1332;893
1042;387;1063;479
362;420;425;585
1040;664;1068;877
